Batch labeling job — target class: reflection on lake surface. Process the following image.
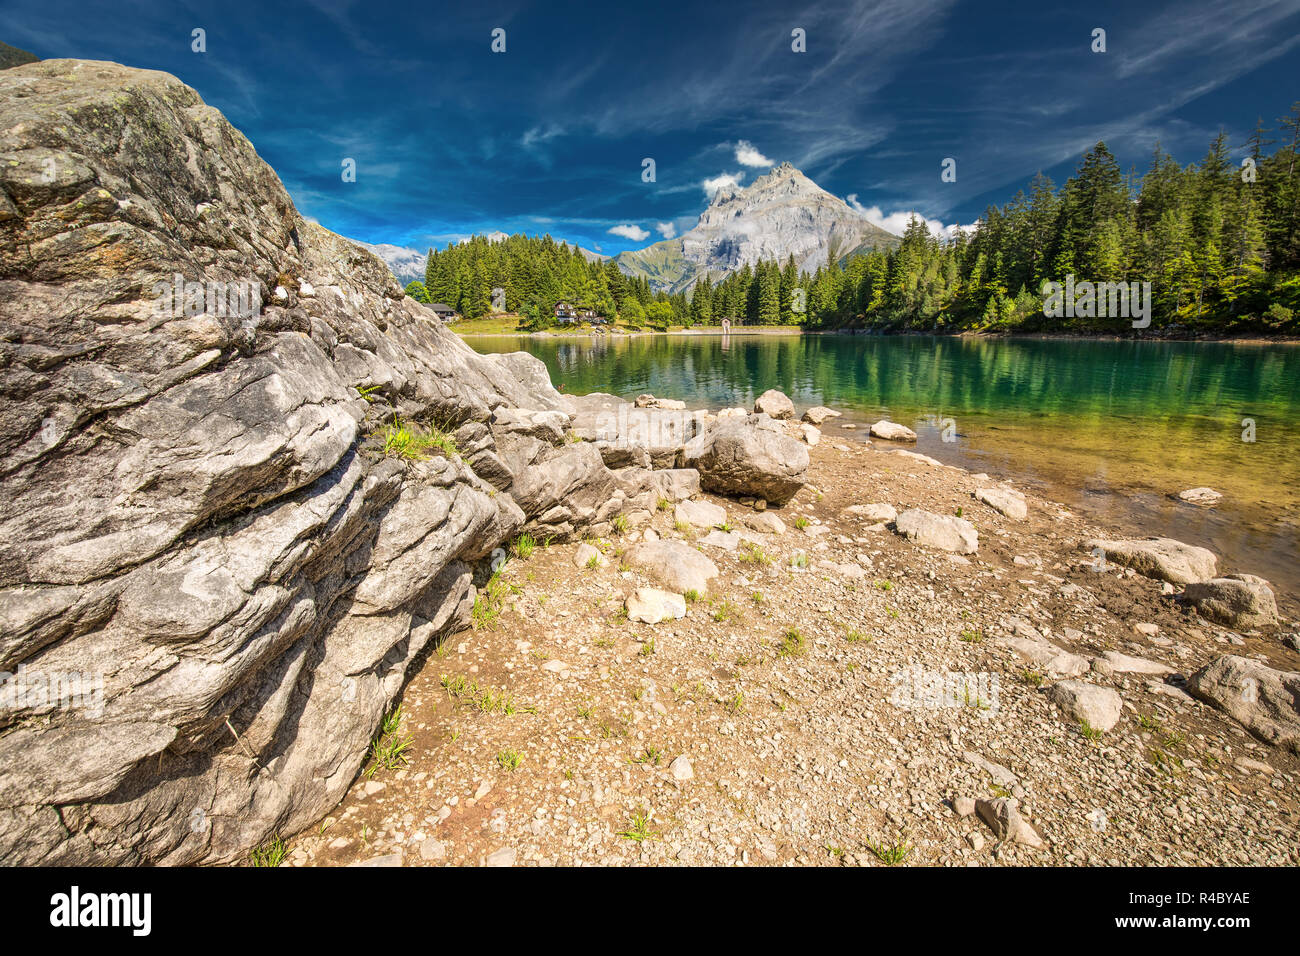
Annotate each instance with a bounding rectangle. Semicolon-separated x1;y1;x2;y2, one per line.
465;332;1300;604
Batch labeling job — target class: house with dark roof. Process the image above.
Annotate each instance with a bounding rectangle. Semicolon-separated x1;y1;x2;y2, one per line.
428;302;459;322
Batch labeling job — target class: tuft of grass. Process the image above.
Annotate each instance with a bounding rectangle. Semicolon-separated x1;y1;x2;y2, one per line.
249;834;287;868
794;516;810;530
617;810;659;842
777;628;806;658
845;628;872;644
716;521;733;532
1018;669;1043;686
684;589;702;603
639;637;656;657
585;553;602;570
379;419;459;461
712;601;737;623
612;514;629;535
674;519;691;534
364;705;413;777
751;591;765;604
657;497;673;511
739;543;773;565
959;628;984;643
864;836;912;866
496;748;523;771
511;533;537;559
1079;719;1103;740
874;579;893;591
789;551;809;569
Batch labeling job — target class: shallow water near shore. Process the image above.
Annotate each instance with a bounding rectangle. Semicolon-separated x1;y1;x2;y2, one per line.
464;332;1300;606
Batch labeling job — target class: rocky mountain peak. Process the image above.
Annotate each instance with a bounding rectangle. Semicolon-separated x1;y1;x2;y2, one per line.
616;163;899;294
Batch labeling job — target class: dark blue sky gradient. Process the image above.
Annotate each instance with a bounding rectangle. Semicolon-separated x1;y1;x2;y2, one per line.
6;0;1300;256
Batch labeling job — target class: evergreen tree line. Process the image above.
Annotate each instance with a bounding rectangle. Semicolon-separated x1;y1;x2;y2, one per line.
407;107;1300;334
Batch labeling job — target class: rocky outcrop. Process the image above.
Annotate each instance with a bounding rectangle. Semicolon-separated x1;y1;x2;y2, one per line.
1187;656;1300;752
0;58;690;865
1183;574;1278;630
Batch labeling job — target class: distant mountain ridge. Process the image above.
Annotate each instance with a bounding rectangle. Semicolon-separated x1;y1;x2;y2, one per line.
0;41;39;70
614;161;900;293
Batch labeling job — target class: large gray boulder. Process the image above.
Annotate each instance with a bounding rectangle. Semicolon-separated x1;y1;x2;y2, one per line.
1083;537;1216;584
1187;656;1300;752
1183;574;1278;630
682;416;808;505
0;58;669;865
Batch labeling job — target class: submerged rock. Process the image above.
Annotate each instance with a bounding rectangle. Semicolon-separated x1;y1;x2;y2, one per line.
1177;487;1223;505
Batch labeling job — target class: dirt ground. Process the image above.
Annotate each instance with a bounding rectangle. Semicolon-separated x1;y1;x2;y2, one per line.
285;428;1299;867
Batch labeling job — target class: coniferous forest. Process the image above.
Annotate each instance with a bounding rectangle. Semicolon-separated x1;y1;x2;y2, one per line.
411;113;1300;335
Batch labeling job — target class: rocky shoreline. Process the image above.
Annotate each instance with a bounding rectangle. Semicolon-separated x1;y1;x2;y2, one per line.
286;388;1298;868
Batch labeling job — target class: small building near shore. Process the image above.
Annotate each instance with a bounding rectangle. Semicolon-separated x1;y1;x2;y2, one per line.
428;302;459;322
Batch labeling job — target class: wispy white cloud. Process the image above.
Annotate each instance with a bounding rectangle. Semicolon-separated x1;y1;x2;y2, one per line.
848;196;975;241
735;140;774;167
655;221;677;239
608;223;650;241
703;172;745;196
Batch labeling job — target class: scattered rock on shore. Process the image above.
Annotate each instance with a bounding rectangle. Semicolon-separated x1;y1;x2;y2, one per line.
1178;487;1223;505
683;417;808;505
976;487;1027;520
624;540;719;594
801;406;841;425
1047;680;1123;732
869;420;917;442
1187;656;1300;752
1083;537;1217;584
894;508;978;553
625;587;687;624
1184;574;1279;630
754;389;794;419
675;499;727;529
976;798;1044;848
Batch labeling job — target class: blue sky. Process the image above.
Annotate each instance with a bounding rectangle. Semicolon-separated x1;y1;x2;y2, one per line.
7;0;1300;256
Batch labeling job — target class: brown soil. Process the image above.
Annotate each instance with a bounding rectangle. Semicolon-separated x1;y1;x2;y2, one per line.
288;431;1299;867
